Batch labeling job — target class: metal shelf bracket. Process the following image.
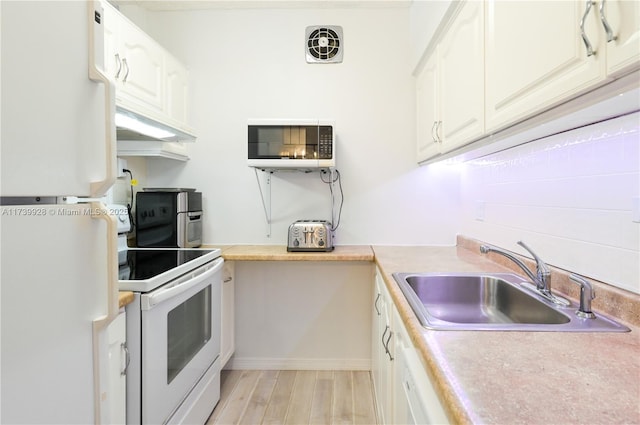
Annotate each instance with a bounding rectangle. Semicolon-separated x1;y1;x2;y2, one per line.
253;168;272;237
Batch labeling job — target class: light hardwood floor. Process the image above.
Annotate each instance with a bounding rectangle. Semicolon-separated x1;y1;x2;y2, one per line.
206;370;379;425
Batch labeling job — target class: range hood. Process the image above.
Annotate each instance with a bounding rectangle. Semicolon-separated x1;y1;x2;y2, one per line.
115;106;197;143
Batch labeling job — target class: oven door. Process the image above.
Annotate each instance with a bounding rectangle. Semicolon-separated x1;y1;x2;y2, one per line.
140;257;223;425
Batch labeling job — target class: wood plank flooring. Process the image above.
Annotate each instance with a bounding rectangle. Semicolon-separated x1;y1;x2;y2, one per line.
206;370;378;425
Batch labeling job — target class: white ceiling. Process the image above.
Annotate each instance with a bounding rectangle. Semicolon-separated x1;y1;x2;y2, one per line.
113;0;412;11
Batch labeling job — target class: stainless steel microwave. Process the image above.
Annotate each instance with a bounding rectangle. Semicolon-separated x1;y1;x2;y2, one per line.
247;119;335;170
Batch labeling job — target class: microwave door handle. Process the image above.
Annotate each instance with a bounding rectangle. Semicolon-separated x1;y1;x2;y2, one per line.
142;257;224;310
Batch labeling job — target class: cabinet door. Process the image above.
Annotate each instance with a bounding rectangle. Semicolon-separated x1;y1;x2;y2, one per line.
102;1;122;82
391;307;410;425
372;272;394;425
439;0;484;152
165;53;191;127
107;311;127;425
118;22;164;112
602;0;640;76
392;308;449;425
416;53;440;163
485;0;607;133
371;275;386;424
220;261;235;368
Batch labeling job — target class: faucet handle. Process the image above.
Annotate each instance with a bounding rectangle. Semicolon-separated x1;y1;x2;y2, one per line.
517;240;550;276
569;274;596;319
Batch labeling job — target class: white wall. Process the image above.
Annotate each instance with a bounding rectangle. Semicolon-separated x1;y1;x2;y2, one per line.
459;112;640;294
230;261;374;370
139;5;460;246
120;4;639;294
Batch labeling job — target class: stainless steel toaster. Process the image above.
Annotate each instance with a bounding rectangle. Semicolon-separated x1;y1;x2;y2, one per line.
287;220;334;252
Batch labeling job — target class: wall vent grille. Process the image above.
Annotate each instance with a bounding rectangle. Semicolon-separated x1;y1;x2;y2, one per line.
305;26;343;64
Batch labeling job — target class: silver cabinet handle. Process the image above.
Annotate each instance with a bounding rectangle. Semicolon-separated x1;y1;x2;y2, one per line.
122;58;130;83
599;0;617;42
381;325;389;353
384;330;394;361
374;293;381;316
121;342;130;376
436;120;443;143
431;121;438;143
580;0;596;57
114;53;122;79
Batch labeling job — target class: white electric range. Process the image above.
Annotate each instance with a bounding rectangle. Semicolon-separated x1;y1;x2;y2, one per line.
113;206;223;424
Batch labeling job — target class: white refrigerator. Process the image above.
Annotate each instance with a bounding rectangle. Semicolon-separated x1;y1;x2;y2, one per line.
1;1;119;423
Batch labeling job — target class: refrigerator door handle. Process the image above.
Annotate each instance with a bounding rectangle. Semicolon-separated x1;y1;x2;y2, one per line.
88;0;116;198
91;201;119;321
89;201;118;425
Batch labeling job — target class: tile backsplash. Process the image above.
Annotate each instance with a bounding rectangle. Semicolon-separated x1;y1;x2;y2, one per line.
460;112;640;294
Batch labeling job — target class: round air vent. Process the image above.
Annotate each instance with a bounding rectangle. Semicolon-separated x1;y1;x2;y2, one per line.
305;26;343;64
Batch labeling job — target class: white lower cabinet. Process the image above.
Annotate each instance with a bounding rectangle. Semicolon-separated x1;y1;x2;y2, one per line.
372;268;448;424
220;261;235;368
107;309;127;425
372;271;394;424
392;308;448;425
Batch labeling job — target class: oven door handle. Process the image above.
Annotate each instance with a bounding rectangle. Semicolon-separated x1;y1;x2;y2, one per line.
142;257;224;310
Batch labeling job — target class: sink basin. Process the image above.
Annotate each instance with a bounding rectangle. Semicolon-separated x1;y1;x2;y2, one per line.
393;272;630;332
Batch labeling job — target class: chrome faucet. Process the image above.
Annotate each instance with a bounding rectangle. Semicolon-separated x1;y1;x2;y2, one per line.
569;274;596;319
480;241;569;306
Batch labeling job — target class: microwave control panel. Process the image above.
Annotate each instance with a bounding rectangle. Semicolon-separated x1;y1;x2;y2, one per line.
318;126;333;159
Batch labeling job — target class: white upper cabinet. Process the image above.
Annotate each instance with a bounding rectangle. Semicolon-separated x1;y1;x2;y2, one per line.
438;0;484;151
417;0;639;163
117;22;164;113
485;1;606;133
602;0;640;76
102;1;194;135
416;0;484;162
103;2;163;114
416;54;440;163
485;0;640;134
165;53;191;128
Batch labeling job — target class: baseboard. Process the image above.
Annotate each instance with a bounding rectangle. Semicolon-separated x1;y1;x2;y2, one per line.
225;357;372;371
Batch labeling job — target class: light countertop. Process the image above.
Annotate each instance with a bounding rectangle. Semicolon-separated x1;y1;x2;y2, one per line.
373;241;640;425
118;291;134;308
213;244;374;262
216;239;640;424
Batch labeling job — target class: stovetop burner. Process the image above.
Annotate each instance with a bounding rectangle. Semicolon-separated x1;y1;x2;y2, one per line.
118;248;221;292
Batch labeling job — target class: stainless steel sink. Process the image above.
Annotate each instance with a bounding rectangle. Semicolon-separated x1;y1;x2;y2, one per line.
393;272;629;332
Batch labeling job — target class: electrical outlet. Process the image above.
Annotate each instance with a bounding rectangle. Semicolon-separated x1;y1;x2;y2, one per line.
633;197;640;223
117;158;128;178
